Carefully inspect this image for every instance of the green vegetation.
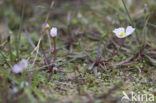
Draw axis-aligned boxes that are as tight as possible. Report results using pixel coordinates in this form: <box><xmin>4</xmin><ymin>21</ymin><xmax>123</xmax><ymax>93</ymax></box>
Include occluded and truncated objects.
<box><xmin>0</xmin><ymin>0</ymin><xmax>156</xmax><ymax>103</ymax></box>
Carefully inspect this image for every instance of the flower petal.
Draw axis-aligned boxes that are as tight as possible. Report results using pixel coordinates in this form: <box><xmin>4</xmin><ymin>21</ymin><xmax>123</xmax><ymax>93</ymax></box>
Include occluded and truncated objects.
<box><xmin>113</xmin><ymin>27</ymin><xmax>125</xmax><ymax>38</ymax></box>
<box><xmin>12</xmin><ymin>64</ymin><xmax>23</xmax><ymax>73</ymax></box>
<box><xmin>50</xmin><ymin>27</ymin><xmax>57</xmax><ymax>37</ymax></box>
<box><xmin>113</xmin><ymin>27</ymin><xmax>125</xmax><ymax>35</ymax></box>
<box><xmin>12</xmin><ymin>59</ymin><xmax>28</xmax><ymax>74</ymax></box>
<box><xmin>19</xmin><ymin>59</ymin><xmax>28</xmax><ymax>68</ymax></box>
<box><xmin>126</xmin><ymin>26</ymin><xmax>135</xmax><ymax>35</ymax></box>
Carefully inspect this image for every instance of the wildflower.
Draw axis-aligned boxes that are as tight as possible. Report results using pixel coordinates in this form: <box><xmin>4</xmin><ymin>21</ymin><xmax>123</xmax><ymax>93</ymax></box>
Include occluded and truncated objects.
<box><xmin>20</xmin><ymin>59</ymin><xmax>28</xmax><ymax>68</ymax></box>
<box><xmin>12</xmin><ymin>64</ymin><xmax>23</xmax><ymax>73</ymax></box>
<box><xmin>41</xmin><ymin>22</ymin><xmax>50</xmax><ymax>31</ymax></box>
<box><xmin>50</xmin><ymin>27</ymin><xmax>57</xmax><ymax>62</ymax></box>
<box><xmin>113</xmin><ymin>26</ymin><xmax>135</xmax><ymax>38</ymax></box>
<box><xmin>12</xmin><ymin>59</ymin><xmax>28</xmax><ymax>73</ymax></box>
<box><xmin>50</xmin><ymin>27</ymin><xmax>57</xmax><ymax>37</ymax></box>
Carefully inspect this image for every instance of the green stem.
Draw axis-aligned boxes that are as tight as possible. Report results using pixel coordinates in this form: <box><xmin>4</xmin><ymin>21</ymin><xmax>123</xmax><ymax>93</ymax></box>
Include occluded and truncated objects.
<box><xmin>8</xmin><ymin>37</ymin><xmax>13</xmax><ymax>64</ymax></box>
<box><xmin>52</xmin><ymin>37</ymin><xmax>56</xmax><ymax>62</ymax></box>
<box><xmin>121</xmin><ymin>0</ymin><xmax>139</xmax><ymax>44</ymax></box>
<box><xmin>16</xmin><ymin>2</ymin><xmax>25</xmax><ymax>60</ymax></box>
<box><xmin>121</xmin><ymin>0</ymin><xmax>134</xmax><ymax>27</ymax></box>
<box><xmin>142</xmin><ymin>14</ymin><xmax>149</xmax><ymax>45</ymax></box>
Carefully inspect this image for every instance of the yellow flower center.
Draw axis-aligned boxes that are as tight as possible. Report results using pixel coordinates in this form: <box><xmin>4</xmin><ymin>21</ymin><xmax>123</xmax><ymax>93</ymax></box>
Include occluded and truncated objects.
<box><xmin>119</xmin><ymin>32</ymin><xmax>125</xmax><ymax>36</ymax></box>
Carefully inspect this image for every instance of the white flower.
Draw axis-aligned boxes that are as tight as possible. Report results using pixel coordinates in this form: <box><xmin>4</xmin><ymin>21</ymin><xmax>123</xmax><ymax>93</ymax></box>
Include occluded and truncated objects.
<box><xmin>113</xmin><ymin>26</ymin><xmax>135</xmax><ymax>38</ymax></box>
<box><xmin>50</xmin><ymin>27</ymin><xmax>57</xmax><ymax>37</ymax></box>
<box><xmin>12</xmin><ymin>59</ymin><xmax>28</xmax><ymax>73</ymax></box>
<box><xmin>12</xmin><ymin>64</ymin><xmax>23</xmax><ymax>73</ymax></box>
<box><xmin>19</xmin><ymin>59</ymin><xmax>28</xmax><ymax>68</ymax></box>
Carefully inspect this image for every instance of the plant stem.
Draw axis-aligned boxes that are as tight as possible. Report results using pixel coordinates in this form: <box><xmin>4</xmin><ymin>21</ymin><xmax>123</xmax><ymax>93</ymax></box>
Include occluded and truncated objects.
<box><xmin>142</xmin><ymin>15</ymin><xmax>150</xmax><ymax>45</ymax></box>
<box><xmin>52</xmin><ymin>37</ymin><xmax>56</xmax><ymax>62</ymax></box>
<box><xmin>16</xmin><ymin>2</ymin><xmax>25</xmax><ymax>60</ymax></box>
<box><xmin>121</xmin><ymin>0</ymin><xmax>134</xmax><ymax>27</ymax></box>
<box><xmin>121</xmin><ymin>0</ymin><xmax>139</xmax><ymax>44</ymax></box>
<box><xmin>8</xmin><ymin>36</ymin><xmax>13</xmax><ymax>64</ymax></box>
<box><xmin>46</xmin><ymin>30</ymin><xmax>52</xmax><ymax>50</ymax></box>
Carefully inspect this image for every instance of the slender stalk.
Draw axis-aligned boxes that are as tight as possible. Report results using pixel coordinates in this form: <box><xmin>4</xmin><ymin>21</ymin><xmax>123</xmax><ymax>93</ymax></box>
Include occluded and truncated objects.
<box><xmin>121</xmin><ymin>0</ymin><xmax>134</xmax><ymax>27</ymax></box>
<box><xmin>32</xmin><ymin>38</ymin><xmax>41</xmax><ymax>66</ymax></box>
<box><xmin>119</xmin><ymin>39</ymin><xmax>124</xmax><ymax>52</ymax></box>
<box><xmin>46</xmin><ymin>30</ymin><xmax>52</xmax><ymax>50</ymax></box>
<box><xmin>53</xmin><ymin>37</ymin><xmax>56</xmax><ymax>59</ymax></box>
<box><xmin>8</xmin><ymin>36</ymin><xmax>13</xmax><ymax>64</ymax></box>
<box><xmin>16</xmin><ymin>2</ymin><xmax>25</xmax><ymax>59</ymax></box>
<box><xmin>142</xmin><ymin>15</ymin><xmax>150</xmax><ymax>45</ymax></box>
<box><xmin>51</xmin><ymin>37</ymin><xmax>56</xmax><ymax>62</ymax></box>
<box><xmin>121</xmin><ymin>0</ymin><xmax>139</xmax><ymax>44</ymax></box>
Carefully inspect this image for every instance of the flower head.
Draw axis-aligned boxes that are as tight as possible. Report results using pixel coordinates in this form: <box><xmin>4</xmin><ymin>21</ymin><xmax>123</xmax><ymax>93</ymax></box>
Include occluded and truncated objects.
<box><xmin>50</xmin><ymin>27</ymin><xmax>57</xmax><ymax>37</ymax></box>
<box><xmin>12</xmin><ymin>64</ymin><xmax>23</xmax><ymax>73</ymax></box>
<box><xmin>41</xmin><ymin>22</ymin><xmax>50</xmax><ymax>31</ymax></box>
<box><xmin>19</xmin><ymin>59</ymin><xmax>28</xmax><ymax>68</ymax></box>
<box><xmin>113</xmin><ymin>26</ymin><xmax>135</xmax><ymax>38</ymax></box>
<box><xmin>12</xmin><ymin>59</ymin><xmax>28</xmax><ymax>73</ymax></box>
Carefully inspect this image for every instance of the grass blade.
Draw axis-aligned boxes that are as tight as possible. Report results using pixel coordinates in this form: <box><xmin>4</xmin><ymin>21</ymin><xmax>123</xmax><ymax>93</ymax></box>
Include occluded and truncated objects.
<box><xmin>16</xmin><ymin>2</ymin><xmax>25</xmax><ymax>60</ymax></box>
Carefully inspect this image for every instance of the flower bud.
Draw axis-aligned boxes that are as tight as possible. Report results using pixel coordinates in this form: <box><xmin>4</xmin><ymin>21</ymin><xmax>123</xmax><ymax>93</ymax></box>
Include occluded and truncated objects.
<box><xmin>50</xmin><ymin>27</ymin><xmax>57</xmax><ymax>37</ymax></box>
<box><xmin>41</xmin><ymin>22</ymin><xmax>50</xmax><ymax>31</ymax></box>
